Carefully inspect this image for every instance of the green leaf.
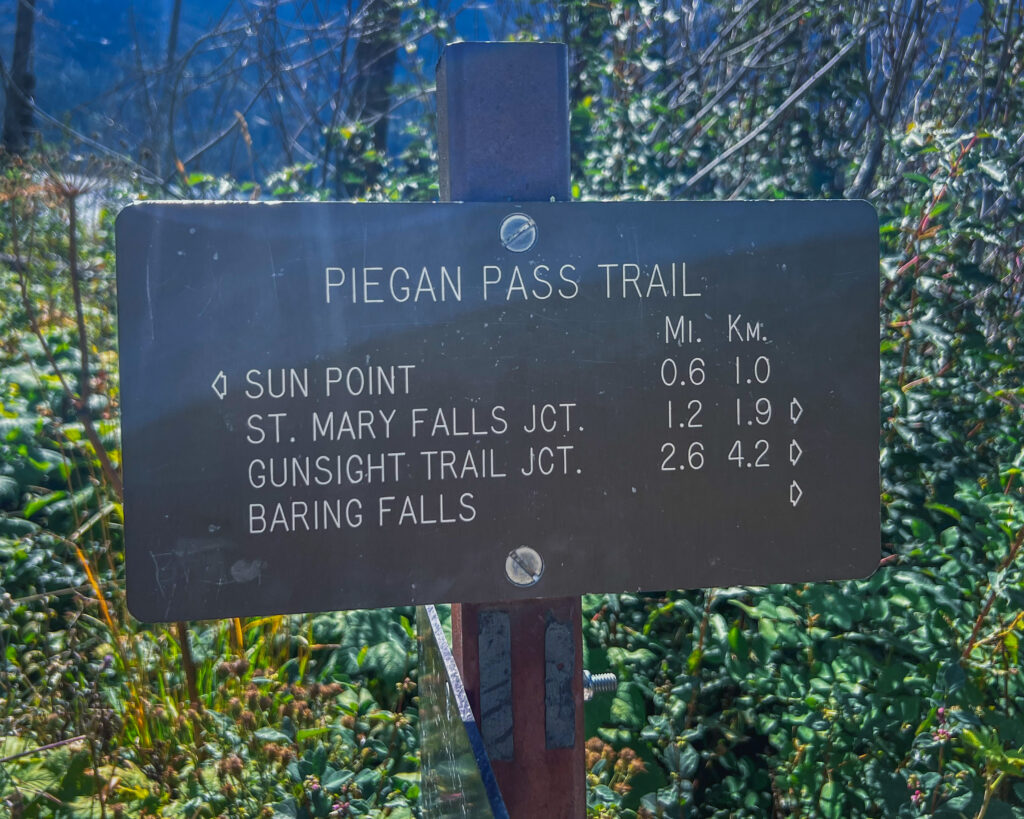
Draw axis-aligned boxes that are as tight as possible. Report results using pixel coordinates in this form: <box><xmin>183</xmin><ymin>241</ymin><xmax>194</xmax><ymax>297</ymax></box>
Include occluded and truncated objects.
<box><xmin>354</xmin><ymin>766</ymin><xmax>381</xmax><ymax>795</ymax></box>
<box><xmin>819</xmin><ymin>781</ymin><xmax>843</xmax><ymax>819</ymax></box>
<box><xmin>271</xmin><ymin>798</ymin><xmax>299</xmax><ymax>818</ymax></box>
<box><xmin>609</xmin><ymin>682</ymin><xmax>647</xmax><ymax>730</ymax></box>
<box><xmin>903</xmin><ymin>172</ymin><xmax>933</xmax><ymax>187</ymax></box>
<box><xmin>23</xmin><ymin>490</ymin><xmax>67</xmax><ymax>518</ymax></box>
<box><xmin>360</xmin><ymin>638</ymin><xmax>409</xmax><ymax>688</ymax></box>
<box><xmin>925</xmin><ymin>502</ymin><xmax>961</xmax><ymax>521</ymax></box>
<box><xmin>53</xmin><ymin>750</ymin><xmax>95</xmax><ymax>802</ymax></box>
<box><xmin>728</xmin><ymin>624</ymin><xmax>747</xmax><ymax>656</ymax></box>
<box><xmin>254</xmin><ymin>727</ymin><xmax>291</xmax><ymax>744</ymax></box>
<box><xmin>674</xmin><ymin>743</ymin><xmax>699</xmax><ymax>778</ymax></box>
<box><xmin>0</xmin><ymin>475</ymin><xmax>20</xmax><ymax>505</ymax></box>
<box><xmin>322</xmin><ymin>768</ymin><xmax>354</xmax><ymax>791</ymax></box>
<box><xmin>1004</xmin><ymin>631</ymin><xmax>1019</xmax><ymax>666</ymax></box>
<box><xmin>758</xmin><ymin>617</ymin><xmax>778</xmax><ymax>646</ymax></box>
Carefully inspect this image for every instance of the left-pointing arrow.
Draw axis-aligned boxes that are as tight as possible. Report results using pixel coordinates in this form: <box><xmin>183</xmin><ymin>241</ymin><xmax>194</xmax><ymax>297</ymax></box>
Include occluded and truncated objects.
<box><xmin>212</xmin><ymin>371</ymin><xmax>228</xmax><ymax>400</ymax></box>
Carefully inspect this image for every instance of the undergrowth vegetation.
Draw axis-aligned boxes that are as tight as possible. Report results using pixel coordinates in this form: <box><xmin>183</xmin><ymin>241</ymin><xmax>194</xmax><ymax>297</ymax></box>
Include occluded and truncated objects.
<box><xmin>1</xmin><ymin>1</ymin><xmax>1023</xmax><ymax>817</ymax></box>
<box><xmin>0</xmin><ymin>169</ymin><xmax>422</xmax><ymax>816</ymax></box>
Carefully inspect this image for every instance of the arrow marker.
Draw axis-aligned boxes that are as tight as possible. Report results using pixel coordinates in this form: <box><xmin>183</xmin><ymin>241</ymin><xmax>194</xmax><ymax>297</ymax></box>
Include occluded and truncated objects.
<box><xmin>790</xmin><ymin>481</ymin><xmax>803</xmax><ymax>507</ymax></box>
<box><xmin>790</xmin><ymin>397</ymin><xmax>803</xmax><ymax>424</ymax></box>
<box><xmin>212</xmin><ymin>371</ymin><xmax>227</xmax><ymax>400</ymax></box>
<box><xmin>789</xmin><ymin>439</ymin><xmax>803</xmax><ymax>466</ymax></box>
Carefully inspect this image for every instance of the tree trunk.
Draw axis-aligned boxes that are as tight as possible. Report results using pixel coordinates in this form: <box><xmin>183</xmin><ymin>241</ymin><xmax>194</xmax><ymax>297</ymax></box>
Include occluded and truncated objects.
<box><xmin>3</xmin><ymin>0</ymin><xmax>37</xmax><ymax>155</ymax></box>
<box><xmin>165</xmin><ymin>0</ymin><xmax>182</xmax><ymax>72</ymax></box>
<box><xmin>336</xmin><ymin>0</ymin><xmax>401</xmax><ymax>196</ymax></box>
<box><xmin>563</xmin><ymin>0</ymin><xmax>608</xmax><ymax>180</ymax></box>
<box><xmin>848</xmin><ymin>126</ymin><xmax>885</xmax><ymax>200</ymax></box>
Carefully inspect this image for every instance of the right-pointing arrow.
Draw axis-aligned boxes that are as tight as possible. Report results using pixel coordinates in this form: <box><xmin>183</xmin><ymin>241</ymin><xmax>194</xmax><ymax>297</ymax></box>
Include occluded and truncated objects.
<box><xmin>790</xmin><ymin>481</ymin><xmax>803</xmax><ymax>507</ymax></box>
<box><xmin>790</xmin><ymin>397</ymin><xmax>803</xmax><ymax>424</ymax></box>
<box><xmin>789</xmin><ymin>439</ymin><xmax>803</xmax><ymax>466</ymax></box>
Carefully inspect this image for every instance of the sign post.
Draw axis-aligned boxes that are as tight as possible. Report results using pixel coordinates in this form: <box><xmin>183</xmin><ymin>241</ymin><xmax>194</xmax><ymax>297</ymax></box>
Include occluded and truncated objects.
<box><xmin>437</xmin><ymin>42</ymin><xmax>586</xmax><ymax>816</ymax></box>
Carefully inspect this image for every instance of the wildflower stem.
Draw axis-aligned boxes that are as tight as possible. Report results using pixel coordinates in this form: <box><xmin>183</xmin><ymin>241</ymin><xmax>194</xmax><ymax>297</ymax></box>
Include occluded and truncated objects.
<box><xmin>56</xmin><ymin>188</ymin><xmax>124</xmax><ymax>499</ymax></box>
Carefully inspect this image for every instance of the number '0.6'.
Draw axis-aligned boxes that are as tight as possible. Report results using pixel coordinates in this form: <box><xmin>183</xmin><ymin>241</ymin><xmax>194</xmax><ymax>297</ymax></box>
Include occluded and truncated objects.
<box><xmin>661</xmin><ymin>357</ymin><xmax>705</xmax><ymax>387</ymax></box>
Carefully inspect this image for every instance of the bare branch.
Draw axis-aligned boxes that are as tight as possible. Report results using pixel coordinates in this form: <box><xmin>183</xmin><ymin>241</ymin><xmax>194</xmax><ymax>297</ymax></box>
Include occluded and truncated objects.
<box><xmin>683</xmin><ymin>32</ymin><xmax>865</xmax><ymax>190</ymax></box>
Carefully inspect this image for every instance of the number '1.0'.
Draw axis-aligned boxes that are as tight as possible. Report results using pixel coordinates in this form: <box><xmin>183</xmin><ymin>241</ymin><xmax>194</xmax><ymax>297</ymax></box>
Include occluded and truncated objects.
<box><xmin>736</xmin><ymin>356</ymin><xmax>771</xmax><ymax>384</ymax></box>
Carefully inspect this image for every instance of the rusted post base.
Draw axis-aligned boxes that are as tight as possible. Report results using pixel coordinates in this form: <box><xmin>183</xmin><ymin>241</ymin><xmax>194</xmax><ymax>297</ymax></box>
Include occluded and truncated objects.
<box><xmin>453</xmin><ymin>598</ymin><xmax>585</xmax><ymax>816</ymax></box>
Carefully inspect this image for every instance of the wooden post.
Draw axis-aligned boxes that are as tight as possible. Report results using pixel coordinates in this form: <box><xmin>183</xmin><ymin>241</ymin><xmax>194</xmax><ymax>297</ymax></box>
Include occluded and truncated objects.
<box><xmin>437</xmin><ymin>42</ymin><xmax>586</xmax><ymax>817</ymax></box>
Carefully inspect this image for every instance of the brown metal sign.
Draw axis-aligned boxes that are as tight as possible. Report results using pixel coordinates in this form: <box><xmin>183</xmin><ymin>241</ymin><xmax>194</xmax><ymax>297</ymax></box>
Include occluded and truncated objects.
<box><xmin>116</xmin><ymin>199</ymin><xmax>879</xmax><ymax>621</ymax></box>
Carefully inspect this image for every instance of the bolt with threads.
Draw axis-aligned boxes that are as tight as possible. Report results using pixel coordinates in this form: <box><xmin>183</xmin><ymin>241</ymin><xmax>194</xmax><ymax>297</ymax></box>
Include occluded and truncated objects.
<box><xmin>583</xmin><ymin>670</ymin><xmax>618</xmax><ymax>701</ymax></box>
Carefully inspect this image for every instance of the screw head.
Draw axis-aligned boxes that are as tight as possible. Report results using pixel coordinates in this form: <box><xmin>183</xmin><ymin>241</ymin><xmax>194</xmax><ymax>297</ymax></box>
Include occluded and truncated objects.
<box><xmin>499</xmin><ymin>213</ymin><xmax>538</xmax><ymax>253</ymax></box>
<box><xmin>505</xmin><ymin>546</ymin><xmax>544</xmax><ymax>587</ymax></box>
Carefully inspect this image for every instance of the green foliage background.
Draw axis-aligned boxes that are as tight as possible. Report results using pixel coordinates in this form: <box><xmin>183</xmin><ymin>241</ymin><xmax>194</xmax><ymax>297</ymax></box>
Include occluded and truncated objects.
<box><xmin>1</xmin><ymin>1</ymin><xmax>1023</xmax><ymax>817</ymax></box>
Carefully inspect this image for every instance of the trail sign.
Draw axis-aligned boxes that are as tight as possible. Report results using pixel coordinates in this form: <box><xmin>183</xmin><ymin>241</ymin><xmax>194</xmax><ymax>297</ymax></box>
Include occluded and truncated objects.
<box><xmin>116</xmin><ymin>199</ymin><xmax>878</xmax><ymax>622</ymax></box>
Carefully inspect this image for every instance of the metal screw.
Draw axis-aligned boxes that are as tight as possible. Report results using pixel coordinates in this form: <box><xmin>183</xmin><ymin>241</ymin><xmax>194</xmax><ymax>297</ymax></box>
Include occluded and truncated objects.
<box><xmin>583</xmin><ymin>670</ymin><xmax>618</xmax><ymax>702</ymax></box>
<box><xmin>499</xmin><ymin>213</ymin><xmax>538</xmax><ymax>252</ymax></box>
<box><xmin>505</xmin><ymin>546</ymin><xmax>544</xmax><ymax>586</ymax></box>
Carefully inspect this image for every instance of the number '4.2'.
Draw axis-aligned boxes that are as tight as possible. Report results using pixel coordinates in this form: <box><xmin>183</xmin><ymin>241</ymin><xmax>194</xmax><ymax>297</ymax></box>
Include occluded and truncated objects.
<box><xmin>729</xmin><ymin>440</ymin><xmax>769</xmax><ymax>468</ymax></box>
